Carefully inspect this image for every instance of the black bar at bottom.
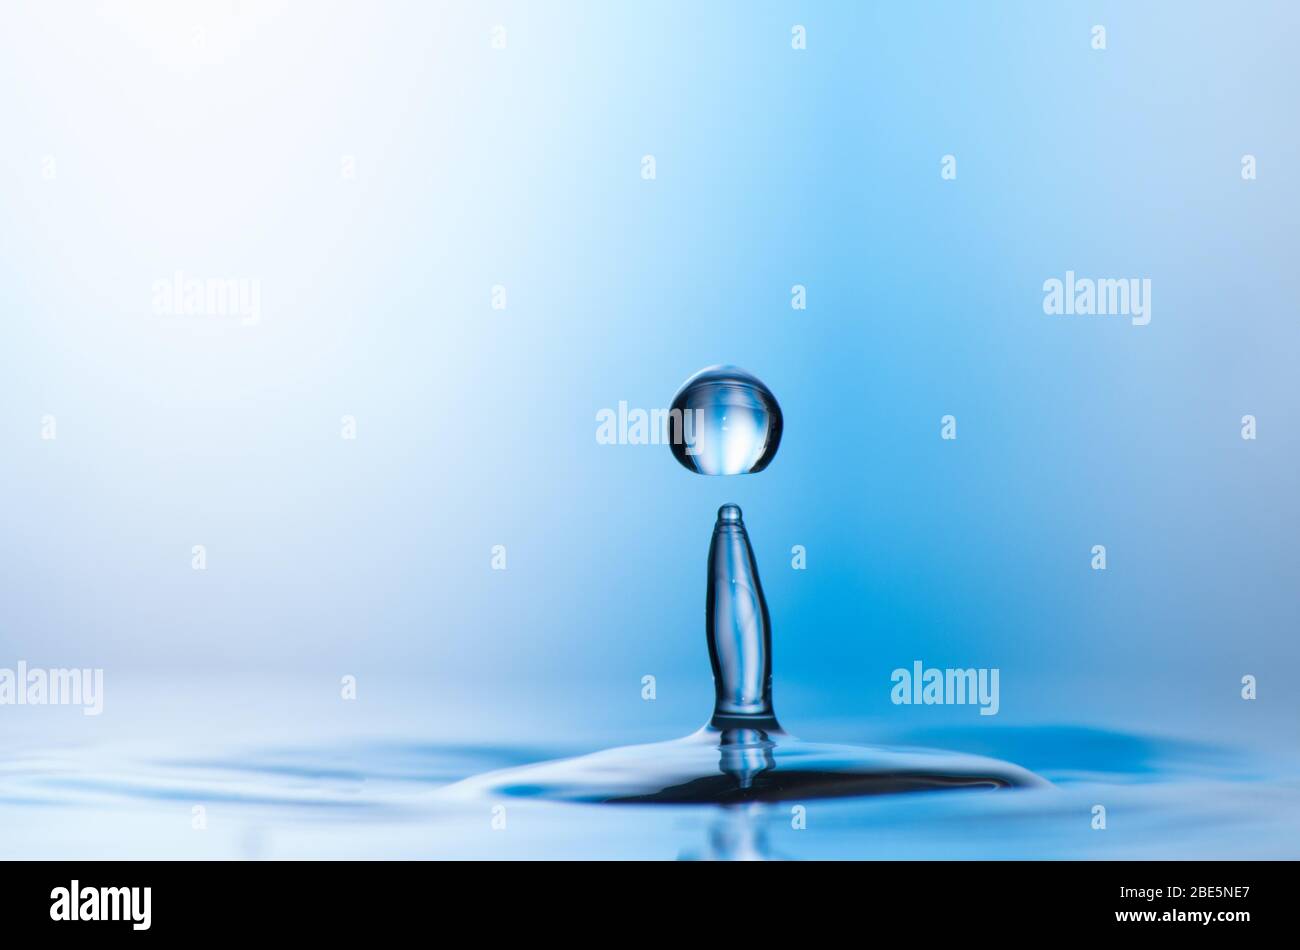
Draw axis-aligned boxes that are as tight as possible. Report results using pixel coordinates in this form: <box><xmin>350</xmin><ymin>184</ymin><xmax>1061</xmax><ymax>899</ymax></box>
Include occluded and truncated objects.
<box><xmin>0</xmin><ymin>859</ymin><xmax>1282</xmax><ymax>936</ymax></box>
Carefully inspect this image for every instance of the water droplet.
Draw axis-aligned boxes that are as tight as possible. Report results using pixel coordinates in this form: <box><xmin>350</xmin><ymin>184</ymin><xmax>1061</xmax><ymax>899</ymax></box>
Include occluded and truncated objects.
<box><xmin>669</xmin><ymin>365</ymin><xmax>783</xmax><ymax>476</ymax></box>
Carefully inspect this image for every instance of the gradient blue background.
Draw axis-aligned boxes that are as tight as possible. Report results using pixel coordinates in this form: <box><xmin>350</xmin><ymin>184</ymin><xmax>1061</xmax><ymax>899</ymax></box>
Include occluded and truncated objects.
<box><xmin>1</xmin><ymin>1</ymin><xmax>1297</xmax><ymax>796</ymax></box>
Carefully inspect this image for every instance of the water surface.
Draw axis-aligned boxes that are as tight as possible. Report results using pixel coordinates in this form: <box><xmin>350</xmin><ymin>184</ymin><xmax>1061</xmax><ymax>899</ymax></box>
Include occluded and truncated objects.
<box><xmin>2</xmin><ymin>678</ymin><xmax>1296</xmax><ymax>859</ymax></box>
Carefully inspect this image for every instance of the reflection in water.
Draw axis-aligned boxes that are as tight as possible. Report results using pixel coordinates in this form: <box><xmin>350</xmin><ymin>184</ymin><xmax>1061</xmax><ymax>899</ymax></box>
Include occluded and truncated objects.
<box><xmin>680</xmin><ymin>805</ymin><xmax>781</xmax><ymax>862</ymax></box>
<box><xmin>718</xmin><ymin>729</ymin><xmax>776</xmax><ymax>790</ymax></box>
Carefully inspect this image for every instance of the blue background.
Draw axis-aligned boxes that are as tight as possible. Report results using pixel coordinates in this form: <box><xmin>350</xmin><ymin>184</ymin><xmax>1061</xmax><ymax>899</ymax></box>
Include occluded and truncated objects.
<box><xmin>1</xmin><ymin>1</ymin><xmax>1296</xmax><ymax>789</ymax></box>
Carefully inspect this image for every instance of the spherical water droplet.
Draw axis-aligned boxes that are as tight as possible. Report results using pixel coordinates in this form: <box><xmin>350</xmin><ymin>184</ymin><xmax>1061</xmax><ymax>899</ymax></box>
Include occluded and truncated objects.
<box><xmin>668</xmin><ymin>365</ymin><xmax>783</xmax><ymax>476</ymax></box>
